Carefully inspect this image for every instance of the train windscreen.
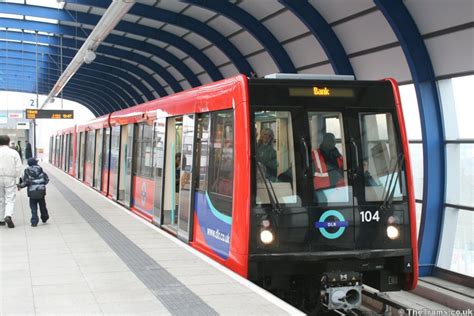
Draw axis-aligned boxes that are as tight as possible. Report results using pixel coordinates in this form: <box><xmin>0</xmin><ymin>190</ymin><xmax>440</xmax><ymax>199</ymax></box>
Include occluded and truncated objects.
<box><xmin>249</xmin><ymin>80</ymin><xmax>409</xmax><ymax>252</ymax></box>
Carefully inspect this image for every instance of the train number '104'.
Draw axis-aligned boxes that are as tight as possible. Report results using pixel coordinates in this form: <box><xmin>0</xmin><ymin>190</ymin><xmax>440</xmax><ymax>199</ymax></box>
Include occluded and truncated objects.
<box><xmin>360</xmin><ymin>210</ymin><xmax>380</xmax><ymax>223</ymax></box>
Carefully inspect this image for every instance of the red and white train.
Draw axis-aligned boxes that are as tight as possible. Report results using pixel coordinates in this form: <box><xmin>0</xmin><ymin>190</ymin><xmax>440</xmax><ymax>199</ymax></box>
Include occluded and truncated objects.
<box><xmin>50</xmin><ymin>74</ymin><xmax>418</xmax><ymax>312</ymax></box>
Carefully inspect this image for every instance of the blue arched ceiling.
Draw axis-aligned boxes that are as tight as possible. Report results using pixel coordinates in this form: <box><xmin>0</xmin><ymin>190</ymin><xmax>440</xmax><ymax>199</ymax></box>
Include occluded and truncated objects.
<box><xmin>0</xmin><ymin>1</ymin><xmax>451</xmax><ymax>255</ymax></box>
<box><xmin>183</xmin><ymin>0</ymin><xmax>296</xmax><ymax>73</ymax></box>
<box><xmin>374</xmin><ymin>0</ymin><xmax>445</xmax><ymax>277</ymax></box>
<box><xmin>0</xmin><ymin>0</ymin><xmax>358</xmax><ymax>113</ymax></box>
<box><xmin>0</xmin><ymin>27</ymin><xmax>174</xmax><ymax>96</ymax></box>
<box><xmin>279</xmin><ymin>0</ymin><xmax>353</xmax><ymax>76</ymax></box>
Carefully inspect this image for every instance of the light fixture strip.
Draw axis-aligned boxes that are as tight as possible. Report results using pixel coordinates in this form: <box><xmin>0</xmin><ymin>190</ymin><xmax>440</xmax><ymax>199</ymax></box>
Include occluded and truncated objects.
<box><xmin>40</xmin><ymin>0</ymin><xmax>135</xmax><ymax>109</ymax></box>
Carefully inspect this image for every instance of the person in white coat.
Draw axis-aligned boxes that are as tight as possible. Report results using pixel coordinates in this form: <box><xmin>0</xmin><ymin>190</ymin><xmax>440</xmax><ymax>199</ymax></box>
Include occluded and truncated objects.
<box><xmin>0</xmin><ymin>135</ymin><xmax>23</xmax><ymax>228</ymax></box>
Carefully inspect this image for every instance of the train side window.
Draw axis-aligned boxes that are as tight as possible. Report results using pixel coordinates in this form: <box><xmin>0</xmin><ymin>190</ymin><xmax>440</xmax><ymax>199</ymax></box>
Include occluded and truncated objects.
<box><xmin>93</xmin><ymin>129</ymin><xmax>103</xmax><ymax>188</ymax></box>
<box><xmin>208</xmin><ymin>111</ymin><xmax>234</xmax><ymax>217</ymax></box>
<box><xmin>135</xmin><ymin>123</ymin><xmax>154</xmax><ymax>179</ymax></box>
<box><xmin>109</xmin><ymin>126</ymin><xmax>121</xmax><ymax>198</ymax></box>
<box><xmin>79</xmin><ymin>132</ymin><xmax>86</xmax><ymax>180</ymax></box>
<box><xmin>254</xmin><ymin>111</ymin><xmax>298</xmax><ymax>205</ymax></box>
<box><xmin>308</xmin><ymin>112</ymin><xmax>350</xmax><ymax>204</ymax></box>
<box><xmin>85</xmin><ymin>131</ymin><xmax>95</xmax><ymax>185</ymax></box>
<box><xmin>360</xmin><ymin>113</ymin><xmax>404</xmax><ymax>202</ymax></box>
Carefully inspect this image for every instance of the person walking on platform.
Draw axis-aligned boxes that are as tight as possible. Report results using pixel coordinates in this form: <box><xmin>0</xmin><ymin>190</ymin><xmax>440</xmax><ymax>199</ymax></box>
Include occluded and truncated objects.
<box><xmin>18</xmin><ymin>158</ymin><xmax>50</xmax><ymax>227</ymax></box>
<box><xmin>25</xmin><ymin>140</ymin><xmax>33</xmax><ymax>160</ymax></box>
<box><xmin>15</xmin><ymin>140</ymin><xmax>23</xmax><ymax>161</ymax></box>
<box><xmin>0</xmin><ymin>135</ymin><xmax>23</xmax><ymax>228</ymax></box>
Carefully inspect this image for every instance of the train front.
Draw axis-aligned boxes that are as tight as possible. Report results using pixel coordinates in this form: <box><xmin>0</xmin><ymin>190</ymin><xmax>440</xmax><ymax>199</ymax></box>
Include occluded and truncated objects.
<box><xmin>246</xmin><ymin>75</ymin><xmax>418</xmax><ymax>312</ymax></box>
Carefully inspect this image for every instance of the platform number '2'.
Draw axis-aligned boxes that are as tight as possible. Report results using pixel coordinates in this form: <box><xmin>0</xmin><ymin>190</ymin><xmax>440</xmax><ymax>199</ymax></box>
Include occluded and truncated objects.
<box><xmin>360</xmin><ymin>210</ymin><xmax>380</xmax><ymax>223</ymax></box>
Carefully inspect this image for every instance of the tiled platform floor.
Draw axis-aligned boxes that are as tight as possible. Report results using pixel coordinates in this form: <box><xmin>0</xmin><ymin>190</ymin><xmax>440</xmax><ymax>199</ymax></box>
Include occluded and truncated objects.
<box><xmin>0</xmin><ymin>163</ymin><xmax>303</xmax><ymax>316</ymax></box>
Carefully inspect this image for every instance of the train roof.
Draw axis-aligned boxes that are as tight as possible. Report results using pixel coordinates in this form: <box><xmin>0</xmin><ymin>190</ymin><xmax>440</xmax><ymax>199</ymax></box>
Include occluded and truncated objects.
<box><xmin>109</xmin><ymin>74</ymin><xmax>248</xmax><ymax>126</ymax></box>
<box><xmin>77</xmin><ymin>114</ymin><xmax>110</xmax><ymax>132</ymax></box>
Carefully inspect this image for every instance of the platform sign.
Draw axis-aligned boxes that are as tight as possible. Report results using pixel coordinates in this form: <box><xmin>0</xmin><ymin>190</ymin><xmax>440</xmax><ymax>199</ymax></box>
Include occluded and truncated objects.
<box><xmin>25</xmin><ymin>109</ymin><xmax>74</xmax><ymax>119</ymax></box>
<box><xmin>8</xmin><ymin>112</ymin><xmax>23</xmax><ymax>119</ymax></box>
<box><xmin>0</xmin><ymin>114</ymin><xmax>7</xmax><ymax>124</ymax></box>
<box><xmin>16</xmin><ymin>122</ymin><xmax>29</xmax><ymax>129</ymax></box>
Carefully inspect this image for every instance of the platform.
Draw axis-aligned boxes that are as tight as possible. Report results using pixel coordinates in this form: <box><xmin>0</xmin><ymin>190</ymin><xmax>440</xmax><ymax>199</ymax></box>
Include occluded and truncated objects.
<box><xmin>0</xmin><ymin>163</ymin><xmax>303</xmax><ymax>315</ymax></box>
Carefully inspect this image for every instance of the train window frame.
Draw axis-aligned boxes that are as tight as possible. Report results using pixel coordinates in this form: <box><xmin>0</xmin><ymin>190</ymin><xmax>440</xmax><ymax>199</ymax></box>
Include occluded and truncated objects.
<box><xmin>101</xmin><ymin>127</ymin><xmax>111</xmax><ymax>193</ymax></box>
<box><xmin>307</xmin><ymin>111</ymin><xmax>350</xmax><ymax>205</ymax></box>
<box><xmin>253</xmin><ymin>110</ymin><xmax>299</xmax><ymax>206</ymax></box>
<box><xmin>79</xmin><ymin>131</ymin><xmax>86</xmax><ymax>180</ymax></box>
<box><xmin>359</xmin><ymin>112</ymin><xmax>406</xmax><ymax>202</ymax></box>
<box><xmin>207</xmin><ymin>110</ymin><xmax>234</xmax><ymax>218</ymax></box>
<box><xmin>85</xmin><ymin>130</ymin><xmax>95</xmax><ymax>185</ymax></box>
<box><xmin>134</xmin><ymin>122</ymin><xmax>154</xmax><ymax>180</ymax></box>
<box><xmin>93</xmin><ymin>129</ymin><xmax>103</xmax><ymax>189</ymax></box>
<box><xmin>195</xmin><ymin>113</ymin><xmax>210</xmax><ymax>192</ymax></box>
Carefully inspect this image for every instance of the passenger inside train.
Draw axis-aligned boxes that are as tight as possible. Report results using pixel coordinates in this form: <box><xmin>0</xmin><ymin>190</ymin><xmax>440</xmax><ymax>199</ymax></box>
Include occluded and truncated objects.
<box><xmin>256</xmin><ymin>127</ymin><xmax>278</xmax><ymax>182</ymax></box>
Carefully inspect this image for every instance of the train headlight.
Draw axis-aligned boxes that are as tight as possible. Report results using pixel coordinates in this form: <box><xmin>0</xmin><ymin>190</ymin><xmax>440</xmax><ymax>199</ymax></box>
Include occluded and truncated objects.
<box><xmin>387</xmin><ymin>225</ymin><xmax>400</xmax><ymax>240</ymax></box>
<box><xmin>261</xmin><ymin>219</ymin><xmax>271</xmax><ymax>228</ymax></box>
<box><xmin>260</xmin><ymin>230</ymin><xmax>274</xmax><ymax>244</ymax></box>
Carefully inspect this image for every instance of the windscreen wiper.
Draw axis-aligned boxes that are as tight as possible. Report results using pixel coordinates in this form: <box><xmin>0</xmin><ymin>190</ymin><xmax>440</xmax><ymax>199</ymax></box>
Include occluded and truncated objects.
<box><xmin>380</xmin><ymin>153</ymin><xmax>404</xmax><ymax>211</ymax></box>
<box><xmin>256</xmin><ymin>161</ymin><xmax>282</xmax><ymax>215</ymax></box>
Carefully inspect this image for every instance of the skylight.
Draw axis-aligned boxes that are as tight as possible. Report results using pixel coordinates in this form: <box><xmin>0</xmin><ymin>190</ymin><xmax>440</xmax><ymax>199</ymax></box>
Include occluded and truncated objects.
<box><xmin>25</xmin><ymin>16</ymin><xmax>59</xmax><ymax>24</ymax></box>
<box><xmin>26</xmin><ymin>0</ymin><xmax>65</xmax><ymax>9</ymax></box>
<box><xmin>0</xmin><ymin>13</ymin><xmax>23</xmax><ymax>20</ymax></box>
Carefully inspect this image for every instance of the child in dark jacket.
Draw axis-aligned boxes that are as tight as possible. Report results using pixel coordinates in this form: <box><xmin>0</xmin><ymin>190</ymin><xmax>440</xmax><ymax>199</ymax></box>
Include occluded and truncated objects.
<box><xmin>19</xmin><ymin>158</ymin><xmax>50</xmax><ymax>227</ymax></box>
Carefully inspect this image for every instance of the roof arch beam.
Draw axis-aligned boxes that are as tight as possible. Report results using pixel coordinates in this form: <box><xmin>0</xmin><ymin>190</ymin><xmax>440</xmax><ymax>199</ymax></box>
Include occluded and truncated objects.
<box><xmin>1</xmin><ymin>84</ymin><xmax>101</xmax><ymax>116</ymax></box>
<box><xmin>2</xmin><ymin>65</ymin><xmax>122</xmax><ymax>113</ymax></box>
<box><xmin>0</xmin><ymin>32</ymin><xmax>145</xmax><ymax>104</ymax></box>
<box><xmin>1</xmin><ymin>43</ymin><xmax>142</xmax><ymax>105</ymax></box>
<box><xmin>374</xmin><ymin>0</ymin><xmax>445</xmax><ymax>277</ymax></box>
<box><xmin>0</xmin><ymin>60</ymin><xmax>126</xmax><ymax>110</ymax></box>
<box><xmin>0</xmin><ymin>19</ymin><xmax>175</xmax><ymax>96</ymax></box>
<box><xmin>279</xmin><ymin>0</ymin><xmax>354</xmax><ymax>76</ymax></box>
<box><xmin>67</xmin><ymin>0</ymin><xmax>254</xmax><ymax>75</ymax></box>
<box><xmin>1</xmin><ymin>58</ymin><xmax>131</xmax><ymax>108</ymax></box>
<box><xmin>1</xmin><ymin>50</ymin><xmax>138</xmax><ymax>108</ymax></box>
<box><xmin>3</xmin><ymin>75</ymin><xmax>116</xmax><ymax>115</ymax></box>
<box><xmin>183</xmin><ymin>0</ymin><xmax>296</xmax><ymax>73</ymax></box>
<box><xmin>2</xmin><ymin>29</ymin><xmax>165</xmax><ymax>99</ymax></box>
<box><xmin>0</xmin><ymin>2</ymin><xmax>223</xmax><ymax>81</ymax></box>
<box><xmin>0</xmin><ymin>13</ymin><xmax>200</xmax><ymax>91</ymax></box>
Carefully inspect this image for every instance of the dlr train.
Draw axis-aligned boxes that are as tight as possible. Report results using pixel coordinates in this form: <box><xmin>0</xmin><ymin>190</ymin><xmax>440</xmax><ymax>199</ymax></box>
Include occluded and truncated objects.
<box><xmin>50</xmin><ymin>73</ymin><xmax>418</xmax><ymax>312</ymax></box>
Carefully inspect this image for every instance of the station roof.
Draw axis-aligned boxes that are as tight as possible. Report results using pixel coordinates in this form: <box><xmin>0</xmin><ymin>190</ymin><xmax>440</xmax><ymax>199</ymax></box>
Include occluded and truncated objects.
<box><xmin>0</xmin><ymin>0</ymin><xmax>472</xmax><ymax>116</ymax></box>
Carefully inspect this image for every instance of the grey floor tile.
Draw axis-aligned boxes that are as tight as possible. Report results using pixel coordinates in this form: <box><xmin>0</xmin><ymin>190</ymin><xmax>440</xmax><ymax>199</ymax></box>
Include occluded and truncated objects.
<box><xmin>99</xmin><ymin>300</ymin><xmax>170</xmax><ymax>315</ymax></box>
<box><xmin>32</xmin><ymin>281</ymin><xmax>93</xmax><ymax>296</ymax></box>
<box><xmin>34</xmin><ymin>292</ymin><xmax>98</xmax><ymax>308</ymax></box>
<box><xmin>31</xmin><ymin>272</ymin><xmax>86</xmax><ymax>286</ymax></box>
<box><xmin>35</xmin><ymin>303</ymin><xmax>103</xmax><ymax>314</ymax></box>
<box><xmin>92</xmin><ymin>288</ymin><xmax>157</xmax><ymax>304</ymax></box>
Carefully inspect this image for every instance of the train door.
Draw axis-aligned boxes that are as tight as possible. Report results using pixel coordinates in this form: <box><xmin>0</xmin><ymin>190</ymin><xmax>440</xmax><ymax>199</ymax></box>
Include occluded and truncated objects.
<box><xmin>76</xmin><ymin>134</ymin><xmax>81</xmax><ymax>178</ymax></box>
<box><xmin>305</xmin><ymin>111</ymin><xmax>354</xmax><ymax>248</ymax></box>
<box><xmin>64</xmin><ymin>135</ymin><xmax>69</xmax><ymax>172</ymax></box>
<box><xmin>101</xmin><ymin>128</ymin><xmax>111</xmax><ymax>194</ymax></box>
<box><xmin>108</xmin><ymin>126</ymin><xmax>120</xmax><ymax>199</ymax></box>
<box><xmin>152</xmin><ymin>118</ymin><xmax>166</xmax><ymax>226</ymax></box>
<box><xmin>118</xmin><ymin>124</ymin><xmax>134</xmax><ymax>207</ymax></box>
<box><xmin>93</xmin><ymin>129</ymin><xmax>103</xmax><ymax>190</ymax></box>
<box><xmin>130</xmin><ymin>122</ymin><xmax>154</xmax><ymax>217</ymax></box>
<box><xmin>55</xmin><ymin>136</ymin><xmax>59</xmax><ymax>166</ymax></box>
<box><xmin>84</xmin><ymin>131</ymin><xmax>95</xmax><ymax>186</ymax></box>
<box><xmin>78</xmin><ymin>132</ymin><xmax>86</xmax><ymax>180</ymax></box>
<box><xmin>61</xmin><ymin>135</ymin><xmax>66</xmax><ymax>171</ymax></box>
<box><xmin>177</xmin><ymin>114</ymin><xmax>196</xmax><ymax>241</ymax></box>
<box><xmin>252</xmin><ymin>108</ymin><xmax>354</xmax><ymax>250</ymax></box>
<box><xmin>161</xmin><ymin>116</ymin><xmax>183</xmax><ymax>234</ymax></box>
<box><xmin>63</xmin><ymin>135</ymin><xmax>68</xmax><ymax>172</ymax></box>
<box><xmin>346</xmin><ymin>110</ymin><xmax>407</xmax><ymax>249</ymax></box>
<box><xmin>160</xmin><ymin>115</ymin><xmax>196</xmax><ymax>241</ymax></box>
